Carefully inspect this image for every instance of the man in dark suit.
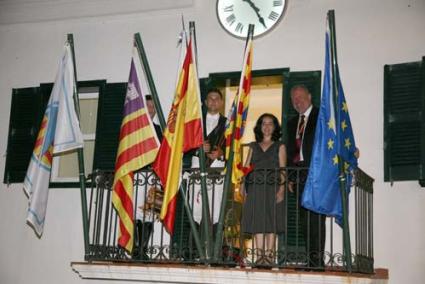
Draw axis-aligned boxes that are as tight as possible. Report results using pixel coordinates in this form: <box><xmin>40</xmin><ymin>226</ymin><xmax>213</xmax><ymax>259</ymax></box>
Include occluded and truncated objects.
<box><xmin>202</xmin><ymin>88</ymin><xmax>227</xmax><ymax>164</ymax></box>
<box><xmin>145</xmin><ymin>95</ymin><xmax>163</xmax><ymax>141</ymax></box>
<box><xmin>287</xmin><ymin>85</ymin><xmax>326</xmax><ymax>270</ymax></box>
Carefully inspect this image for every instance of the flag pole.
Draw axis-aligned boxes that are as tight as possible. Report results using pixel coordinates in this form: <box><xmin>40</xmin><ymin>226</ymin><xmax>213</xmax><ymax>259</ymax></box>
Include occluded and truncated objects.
<box><xmin>327</xmin><ymin>10</ymin><xmax>353</xmax><ymax>272</ymax></box>
<box><xmin>134</xmin><ymin>33</ymin><xmax>166</xmax><ymax>129</ymax></box>
<box><xmin>190</xmin><ymin>21</ymin><xmax>213</xmax><ymax>260</ymax></box>
<box><xmin>135</xmin><ymin>31</ymin><xmax>206</xmax><ymax>260</ymax></box>
<box><xmin>212</xmin><ymin>24</ymin><xmax>255</xmax><ymax>261</ymax></box>
<box><xmin>67</xmin><ymin>34</ymin><xmax>90</xmax><ymax>258</ymax></box>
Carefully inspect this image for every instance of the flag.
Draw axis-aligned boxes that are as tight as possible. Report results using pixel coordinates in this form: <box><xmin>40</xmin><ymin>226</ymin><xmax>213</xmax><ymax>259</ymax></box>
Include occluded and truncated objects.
<box><xmin>112</xmin><ymin>44</ymin><xmax>161</xmax><ymax>252</ymax></box>
<box><xmin>153</xmin><ymin>32</ymin><xmax>203</xmax><ymax>235</ymax></box>
<box><xmin>302</xmin><ymin>17</ymin><xmax>358</xmax><ymax>225</ymax></box>
<box><xmin>24</xmin><ymin>42</ymin><xmax>84</xmax><ymax>236</ymax></box>
<box><xmin>224</xmin><ymin>92</ymin><xmax>237</xmax><ymax>161</ymax></box>
<box><xmin>224</xmin><ymin>35</ymin><xmax>253</xmax><ymax>185</ymax></box>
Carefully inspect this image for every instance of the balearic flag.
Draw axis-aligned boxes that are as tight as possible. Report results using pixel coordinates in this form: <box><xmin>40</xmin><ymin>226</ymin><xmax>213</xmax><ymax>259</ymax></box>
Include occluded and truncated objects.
<box><xmin>302</xmin><ymin>16</ymin><xmax>358</xmax><ymax>225</ymax></box>
<box><xmin>224</xmin><ymin>34</ymin><xmax>253</xmax><ymax>185</ymax></box>
<box><xmin>153</xmin><ymin>33</ymin><xmax>203</xmax><ymax>235</ymax></box>
<box><xmin>24</xmin><ymin>42</ymin><xmax>84</xmax><ymax>236</ymax></box>
<box><xmin>112</xmin><ymin>44</ymin><xmax>161</xmax><ymax>252</ymax></box>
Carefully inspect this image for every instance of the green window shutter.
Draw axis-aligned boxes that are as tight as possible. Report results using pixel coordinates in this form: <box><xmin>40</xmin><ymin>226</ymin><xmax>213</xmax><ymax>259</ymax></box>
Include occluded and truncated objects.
<box><xmin>384</xmin><ymin>58</ymin><xmax>425</xmax><ymax>185</ymax></box>
<box><xmin>284</xmin><ymin>70</ymin><xmax>321</xmax><ymax>249</ymax></box>
<box><xmin>3</xmin><ymin>87</ymin><xmax>47</xmax><ymax>184</ymax></box>
<box><xmin>199</xmin><ymin>77</ymin><xmax>212</xmax><ymax>101</ymax></box>
<box><xmin>92</xmin><ymin>82</ymin><xmax>126</xmax><ymax>171</ymax></box>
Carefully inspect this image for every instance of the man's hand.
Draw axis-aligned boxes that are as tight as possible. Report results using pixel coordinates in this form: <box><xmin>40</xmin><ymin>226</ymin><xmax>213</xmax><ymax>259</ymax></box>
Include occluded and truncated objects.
<box><xmin>354</xmin><ymin>147</ymin><xmax>360</xmax><ymax>159</ymax></box>
<box><xmin>206</xmin><ymin>147</ymin><xmax>223</xmax><ymax>161</ymax></box>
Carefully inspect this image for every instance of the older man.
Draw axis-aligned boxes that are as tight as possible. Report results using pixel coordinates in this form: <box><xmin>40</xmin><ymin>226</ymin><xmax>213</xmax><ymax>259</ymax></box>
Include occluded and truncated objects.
<box><xmin>287</xmin><ymin>85</ymin><xmax>326</xmax><ymax>270</ymax></box>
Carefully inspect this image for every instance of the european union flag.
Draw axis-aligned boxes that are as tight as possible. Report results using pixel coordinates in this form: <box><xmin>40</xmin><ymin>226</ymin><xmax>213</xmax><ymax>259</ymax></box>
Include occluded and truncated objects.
<box><xmin>301</xmin><ymin>19</ymin><xmax>358</xmax><ymax>225</ymax></box>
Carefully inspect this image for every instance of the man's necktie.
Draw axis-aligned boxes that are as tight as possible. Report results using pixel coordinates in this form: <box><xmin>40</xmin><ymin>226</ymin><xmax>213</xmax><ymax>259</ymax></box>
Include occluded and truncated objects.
<box><xmin>293</xmin><ymin>115</ymin><xmax>305</xmax><ymax>164</ymax></box>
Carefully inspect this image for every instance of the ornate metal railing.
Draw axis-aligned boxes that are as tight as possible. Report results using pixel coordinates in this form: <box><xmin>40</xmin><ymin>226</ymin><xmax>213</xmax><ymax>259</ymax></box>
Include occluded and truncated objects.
<box><xmin>84</xmin><ymin>167</ymin><xmax>374</xmax><ymax>273</ymax></box>
<box><xmin>353</xmin><ymin>168</ymin><xmax>374</xmax><ymax>273</ymax></box>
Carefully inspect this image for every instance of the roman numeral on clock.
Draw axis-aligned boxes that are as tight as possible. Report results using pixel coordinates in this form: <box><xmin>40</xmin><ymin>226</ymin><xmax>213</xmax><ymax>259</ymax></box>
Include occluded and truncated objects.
<box><xmin>224</xmin><ymin>5</ymin><xmax>234</xmax><ymax>12</ymax></box>
<box><xmin>226</xmin><ymin>14</ymin><xmax>236</xmax><ymax>26</ymax></box>
<box><xmin>273</xmin><ymin>0</ymin><xmax>283</xmax><ymax>7</ymax></box>
<box><xmin>235</xmin><ymin>22</ymin><xmax>244</xmax><ymax>33</ymax></box>
<box><xmin>268</xmin><ymin>11</ymin><xmax>279</xmax><ymax>21</ymax></box>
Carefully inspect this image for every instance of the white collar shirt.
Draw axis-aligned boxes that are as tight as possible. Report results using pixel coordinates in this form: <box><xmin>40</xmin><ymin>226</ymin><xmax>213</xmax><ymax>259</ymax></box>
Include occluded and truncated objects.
<box><xmin>298</xmin><ymin>104</ymin><xmax>313</xmax><ymax>162</ymax></box>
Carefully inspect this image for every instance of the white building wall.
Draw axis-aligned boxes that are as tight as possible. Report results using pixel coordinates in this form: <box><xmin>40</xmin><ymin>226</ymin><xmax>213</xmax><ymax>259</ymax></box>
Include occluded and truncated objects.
<box><xmin>0</xmin><ymin>0</ymin><xmax>424</xmax><ymax>283</ymax></box>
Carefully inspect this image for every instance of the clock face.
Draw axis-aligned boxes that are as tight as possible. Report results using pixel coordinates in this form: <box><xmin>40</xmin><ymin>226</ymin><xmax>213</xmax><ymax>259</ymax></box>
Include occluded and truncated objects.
<box><xmin>216</xmin><ymin>0</ymin><xmax>286</xmax><ymax>39</ymax></box>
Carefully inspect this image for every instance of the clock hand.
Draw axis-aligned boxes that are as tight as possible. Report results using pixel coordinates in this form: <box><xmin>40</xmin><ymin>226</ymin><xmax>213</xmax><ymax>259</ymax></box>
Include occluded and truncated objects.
<box><xmin>257</xmin><ymin>16</ymin><xmax>267</xmax><ymax>29</ymax></box>
<box><xmin>242</xmin><ymin>0</ymin><xmax>267</xmax><ymax>29</ymax></box>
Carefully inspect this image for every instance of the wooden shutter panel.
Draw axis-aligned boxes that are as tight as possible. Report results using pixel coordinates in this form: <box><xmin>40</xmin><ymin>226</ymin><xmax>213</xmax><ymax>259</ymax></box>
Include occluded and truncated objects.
<box><xmin>3</xmin><ymin>87</ymin><xmax>46</xmax><ymax>184</ymax></box>
<box><xmin>284</xmin><ymin>70</ymin><xmax>321</xmax><ymax>248</ymax></box>
<box><xmin>92</xmin><ymin>82</ymin><xmax>126</xmax><ymax>171</ymax></box>
<box><xmin>384</xmin><ymin>59</ymin><xmax>425</xmax><ymax>185</ymax></box>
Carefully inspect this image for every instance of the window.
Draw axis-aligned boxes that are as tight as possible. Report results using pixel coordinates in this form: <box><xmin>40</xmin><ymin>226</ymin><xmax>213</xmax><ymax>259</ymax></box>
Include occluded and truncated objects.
<box><xmin>51</xmin><ymin>87</ymin><xmax>99</xmax><ymax>183</ymax></box>
<box><xmin>174</xmin><ymin>68</ymin><xmax>322</xmax><ymax>250</ymax></box>
<box><xmin>3</xmin><ymin>80</ymin><xmax>127</xmax><ymax>187</ymax></box>
<box><xmin>384</xmin><ymin>57</ymin><xmax>425</xmax><ymax>186</ymax></box>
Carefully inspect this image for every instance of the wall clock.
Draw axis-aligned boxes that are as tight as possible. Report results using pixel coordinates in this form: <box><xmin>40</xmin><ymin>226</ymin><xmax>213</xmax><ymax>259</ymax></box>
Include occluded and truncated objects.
<box><xmin>216</xmin><ymin>0</ymin><xmax>287</xmax><ymax>39</ymax></box>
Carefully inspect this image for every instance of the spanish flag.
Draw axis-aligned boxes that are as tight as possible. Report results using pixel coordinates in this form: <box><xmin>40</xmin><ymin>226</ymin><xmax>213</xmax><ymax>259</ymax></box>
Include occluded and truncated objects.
<box><xmin>153</xmin><ymin>33</ymin><xmax>203</xmax><ymax>235</ymax></box>
<box><xmin>225</xmin><ymin>35</ymin><xmax>253</xmax><ymax>185</ymax></box>
<box><xmin>112</xmin><ymin>44</ymin><xmax>160</xmax><ymax>252</ymax></box>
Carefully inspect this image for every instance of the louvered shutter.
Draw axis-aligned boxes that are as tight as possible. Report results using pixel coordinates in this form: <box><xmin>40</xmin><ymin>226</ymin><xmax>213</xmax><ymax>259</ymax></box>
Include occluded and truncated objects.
<box><xmin>92</xmin><ymin>82</ymin><xmax>126</xmax><ymax>171</ymax></box>
<box><xmin>3</xmin><ymin>87</ymin><xmax>49</xmax><ymax>184</ymax></box>
<box><xmin>384</xmin><ymin>58</ymin><xmax>425</xmax><ymax>185</ymax></box>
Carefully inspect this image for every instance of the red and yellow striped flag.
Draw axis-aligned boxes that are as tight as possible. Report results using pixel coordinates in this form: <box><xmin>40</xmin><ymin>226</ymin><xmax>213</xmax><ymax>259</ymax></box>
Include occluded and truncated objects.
<box><xmin>225</xmin><ymin>36</ymin><xmax>253</xmax><ymax>185</ymax></box>
<box><xmin>112</xmin><ymin>46</ymin><xmax>160</xmax><ymax>252</ymax></box>
<box><xmin>153</xmin><ymin>35</ymin><xmax>203</xmax><ymax>235</ymax></box>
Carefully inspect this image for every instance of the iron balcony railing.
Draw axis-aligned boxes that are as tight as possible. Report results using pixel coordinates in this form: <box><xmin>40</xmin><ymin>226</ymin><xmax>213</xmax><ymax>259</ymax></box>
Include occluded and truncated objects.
<box><xmin>84</xmin><ymin>166</ymin><xmax>374</xmax><ymax>273</ymax></box>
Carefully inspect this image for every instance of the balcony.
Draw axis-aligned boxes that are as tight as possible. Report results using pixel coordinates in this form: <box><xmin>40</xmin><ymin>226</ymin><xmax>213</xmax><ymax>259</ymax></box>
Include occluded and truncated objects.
<box><xmin>71</xmin><ymin>167</ymin><xmax>386</xmax><ymax>283</ymax></box>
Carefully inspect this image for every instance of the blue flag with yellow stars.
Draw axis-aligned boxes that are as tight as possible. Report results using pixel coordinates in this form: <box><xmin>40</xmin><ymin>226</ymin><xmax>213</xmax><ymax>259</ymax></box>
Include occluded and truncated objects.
<box><xmin>302</xmin><ymin>20</ymin><xmax>358</xmax><ymax>225</ymax></box>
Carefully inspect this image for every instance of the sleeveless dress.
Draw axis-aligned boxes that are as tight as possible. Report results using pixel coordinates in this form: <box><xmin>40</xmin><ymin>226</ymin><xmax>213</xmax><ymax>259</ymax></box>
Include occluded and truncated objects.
<box><xmin>241</xmin><ymin>141</ymin><xmax>285</xmax><ymax>234</ymax></box>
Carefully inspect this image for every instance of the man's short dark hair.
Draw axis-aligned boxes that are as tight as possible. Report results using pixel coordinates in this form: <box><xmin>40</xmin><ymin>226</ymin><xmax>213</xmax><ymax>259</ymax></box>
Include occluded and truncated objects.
<box><xmin>145</xmin><ymin>94</ymin><xmax>153</xmax><ymax>101</ymax></box>
<box><xmin>206</xmin><ymin>88</ymin><xmax>223</xmax><ymax>100</ymax></box>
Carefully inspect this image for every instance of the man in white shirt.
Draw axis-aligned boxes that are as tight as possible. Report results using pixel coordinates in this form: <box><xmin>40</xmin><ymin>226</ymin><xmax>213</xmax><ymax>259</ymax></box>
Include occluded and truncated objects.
<box><xmin>189</xmin><ymin>88</ymin><xmax>227</xmax><ymax>239</ymax></box>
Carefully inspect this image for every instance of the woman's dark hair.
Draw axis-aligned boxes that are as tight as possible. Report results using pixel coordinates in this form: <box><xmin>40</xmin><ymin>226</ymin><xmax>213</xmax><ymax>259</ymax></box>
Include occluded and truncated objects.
<box><xmin>253</xmin><ymin>113</ymin><xmax>281</xmax><ymax>142</ymax></box>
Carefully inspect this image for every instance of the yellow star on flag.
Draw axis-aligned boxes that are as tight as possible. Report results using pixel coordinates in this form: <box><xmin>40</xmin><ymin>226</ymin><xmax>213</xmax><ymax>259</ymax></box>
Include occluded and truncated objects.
<box><xmin>327</xmin><ymin>138</ymin><xmax>334</xmax><ymax>149</ymax></box>
<box><xmin>342</xmin><ymin>101</ymin><xmax>348</xmax><ymax>112</ymax></box>
<box><xmin>333</xmin><ymin>154</ymin><xmax>339</xmax><ymax>165</ymax></box>
<box><xmin>327</xmin><ymin>118</ymin><xmax>335</xmax><ymax>131</ymax></box>
<box><xmin>345</xmin><ymin>138</ymin><xmax>351</xmax><ymax>149</ymax></box>
<box><xmin>341</xmin><ymin>120</ymin><xmax>347</xmax><ymax>131</ymax></box>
